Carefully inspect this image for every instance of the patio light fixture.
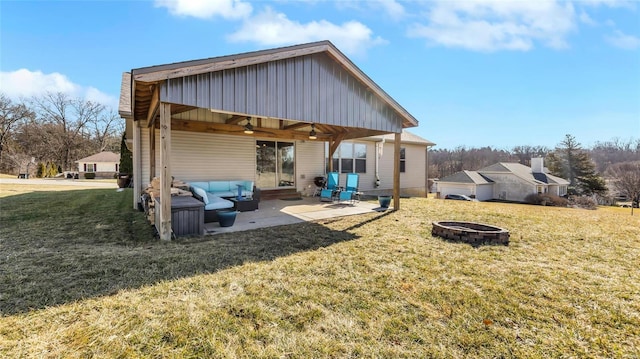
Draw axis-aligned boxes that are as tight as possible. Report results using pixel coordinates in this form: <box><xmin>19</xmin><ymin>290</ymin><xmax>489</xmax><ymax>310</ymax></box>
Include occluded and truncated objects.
<box><xmin>243</xmin><ymin>118</ymin><xmax>254</xmax><ymax>134</ymax></box>
<box><xmin>308</xmin><ymin>124</ymin><xmax>317</xmax><ymax>140</ymax></box>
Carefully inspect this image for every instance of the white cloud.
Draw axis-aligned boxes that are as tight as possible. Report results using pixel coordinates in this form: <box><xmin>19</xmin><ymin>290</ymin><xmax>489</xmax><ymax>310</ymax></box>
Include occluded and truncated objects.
<box><xmin>227</xmin><ymin>7</ymin><xmax>386</xmax><ymax>55</ymax></box>
<box><xmin>578</xmin><ymin>0</ymin><xmax>635</xmax><ymax>8</ymax></box>
<box><xmin>605</xmin><ymin>30</ymin><xmax>640</xmax><ymax>49</ymax></box>
<box><xmin>407</xmin><ymin>0</ymin><xmax>577</xmax><ymax>52</ymax></box>
<box><xmin>579</xmin><ymin>11</ymin><xmax>597</xmax><ymax>25</ymax></box>
<box><xmin>368</xmin><ymin>0</ymin><xmax>406</xmax><ymax>20</ymax></box>
<box><xmin>381</xmin><ymin>0</ymin><xmax>405</xmax><ymax>17</ymax></box>
<box><xmin>0</xmin><ymin>69</ymin><xmax>118</xmax><ymax>108</ymax></box>
<box><xmin>154</xmin><ymin>0</ymin><xmax>252</xmax><ymax>20</ymax></box>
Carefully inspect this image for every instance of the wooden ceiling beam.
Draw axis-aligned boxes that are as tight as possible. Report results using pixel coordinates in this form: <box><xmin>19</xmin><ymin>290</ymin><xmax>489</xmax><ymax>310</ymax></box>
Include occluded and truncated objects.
<box><xmin>170</xmin><ymin>119</ymin><xmax>333</xmax><ymax>142</ymax></box>
<box><xmin>315</xmin><ymin>123</ymin><xmax>336</xmax><ymax>134</ymax></box>
<box><xmin>146</xmin><ymin>87</ymin><xmax>159</xmax><ymax>127</ymax></box>
<box><xmin>225</xmin><ymin>115</ymin><xmax>247</xmax><ymax>125</ymax></box>
<box><xmin>283</xmin><ymin>122</ymin><xmax>310</xmax><ymax>131</ymax></box>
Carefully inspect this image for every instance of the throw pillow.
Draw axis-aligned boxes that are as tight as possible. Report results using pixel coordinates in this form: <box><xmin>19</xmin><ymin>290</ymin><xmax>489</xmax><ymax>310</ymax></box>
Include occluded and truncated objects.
<box><xmin>192</xmin><ymin>186</ymin><xmax>209</xmax><ymax>204</ymax></box>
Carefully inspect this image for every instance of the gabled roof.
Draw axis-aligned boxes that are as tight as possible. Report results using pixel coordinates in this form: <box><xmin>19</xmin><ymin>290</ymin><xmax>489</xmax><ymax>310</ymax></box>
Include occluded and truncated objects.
<box><xmin>121</xmin><ymin>41</ymin><xmax>419</xmax><ymax>130</ymax></box>
<box><xmin>533</xmin><ymin>172</ymin><xmax>570</xmax><ymax>185</ymax></box>
<box><xmin>439</xmin><ymin>170</ymin><xmax>493</xmax><ymax>184</ymax></box>
<box><xmin>479</xmin><ymin>162</ymin><xmax>569</xmax><ymax>186</ymax></box>
<box><xmin>75</xmin><ymin>151</ymin><xmax>120</xmax><ymax>163</ymax></box>
<box><xmin>367</xmin><ymin>130</ymin><xmax>436</xmax><ymax>146</ymax></box>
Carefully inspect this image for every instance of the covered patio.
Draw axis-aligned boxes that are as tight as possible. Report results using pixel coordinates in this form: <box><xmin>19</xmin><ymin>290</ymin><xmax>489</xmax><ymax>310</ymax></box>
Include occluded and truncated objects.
<box><xmin>203</xmin><ymin>197</ymin><xmax>387</xmax><ymax>235</ymax></box>
<box><xmin>119</xmin><ymin>41</ymin><xmax>420</xmax><ymax>240</ymax></box>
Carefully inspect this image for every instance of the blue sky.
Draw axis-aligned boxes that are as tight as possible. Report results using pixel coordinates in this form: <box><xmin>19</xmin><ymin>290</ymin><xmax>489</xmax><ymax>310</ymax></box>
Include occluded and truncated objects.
<box><xmin>1</xmin><ymin>0</ymin><xmax>639</xmax><ymax>150</ymax></box>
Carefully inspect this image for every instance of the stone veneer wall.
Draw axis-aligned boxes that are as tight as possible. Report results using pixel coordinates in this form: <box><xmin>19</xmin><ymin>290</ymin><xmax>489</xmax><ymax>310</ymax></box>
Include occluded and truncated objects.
<box><xmin>432</xmin><ymin>221</ymin><xmax>509</xmax><ymax>246</ymax></box>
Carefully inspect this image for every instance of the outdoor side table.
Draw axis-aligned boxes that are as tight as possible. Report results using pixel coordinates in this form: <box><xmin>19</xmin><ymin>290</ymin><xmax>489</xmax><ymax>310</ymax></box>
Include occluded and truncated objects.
<box><xmin>154</xmin><ymin>196</ymin><xmax>204</xmax><ymax>236</ymax></box>
<box><xmin>230</xmin><ymin>198</ymin><xmax>259</xmax><ymax>212</ymax></box>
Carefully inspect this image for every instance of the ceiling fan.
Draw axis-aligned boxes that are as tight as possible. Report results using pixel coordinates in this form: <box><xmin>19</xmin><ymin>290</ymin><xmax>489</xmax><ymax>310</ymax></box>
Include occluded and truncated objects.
<box><xmin>233</xmin><ymin>117</ymin><xmax>275</xmax><ymax>135</ymax></box>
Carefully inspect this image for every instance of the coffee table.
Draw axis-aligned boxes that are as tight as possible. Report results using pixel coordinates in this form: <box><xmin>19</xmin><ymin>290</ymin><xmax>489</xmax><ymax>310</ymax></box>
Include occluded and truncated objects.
<box><xmin>230</xmin><ymin>198</ymin><xmax>259</xmax><ymax>212</ymax></box>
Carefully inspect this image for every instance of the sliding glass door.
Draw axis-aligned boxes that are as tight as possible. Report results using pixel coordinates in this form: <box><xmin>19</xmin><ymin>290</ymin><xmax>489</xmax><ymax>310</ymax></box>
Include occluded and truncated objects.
<box><xmin>256</xmin><ymin>140</ymin><xmax>295</xmax><ymax>189</ymax></box>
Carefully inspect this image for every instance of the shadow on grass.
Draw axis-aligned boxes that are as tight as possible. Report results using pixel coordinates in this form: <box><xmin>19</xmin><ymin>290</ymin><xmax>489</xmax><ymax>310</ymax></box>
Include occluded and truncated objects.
<box><xmin>0</xmin><ymin>189</ymin><xmax>360</xmax><ymax>315</ymax></box>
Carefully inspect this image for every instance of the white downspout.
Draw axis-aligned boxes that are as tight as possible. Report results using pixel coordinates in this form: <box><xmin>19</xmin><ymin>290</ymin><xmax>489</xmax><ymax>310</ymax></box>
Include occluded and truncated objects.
<box><xmin>375</xmin><ymin>138</ymin><xmax>384</xmax><ymax>188</ymax></box>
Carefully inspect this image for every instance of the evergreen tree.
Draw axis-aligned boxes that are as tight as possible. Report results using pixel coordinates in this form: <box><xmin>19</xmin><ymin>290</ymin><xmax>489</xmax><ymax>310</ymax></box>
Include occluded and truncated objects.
<box><xmin>36</xmin><ymin>162</ymin><xmax>45</xmax><ymax>178</ymax></box>
<box><xmin>49</xmin><ymin>162</ymin><xmax>58</xmax><ymax>177</ymax></box>
<box><xmin>45</xmin><ymin>161</ymin><xmax>55</xmax><ymax>177</ymax></box>
<box><xmin>546</xmin><ymin>134</ymin><xmax>607</xmax><ymax>196</ymax></box>
<box><xmin>118</xmin><ymin>132</ymin><xmax>133</xmax><ymax>175</ymax></box>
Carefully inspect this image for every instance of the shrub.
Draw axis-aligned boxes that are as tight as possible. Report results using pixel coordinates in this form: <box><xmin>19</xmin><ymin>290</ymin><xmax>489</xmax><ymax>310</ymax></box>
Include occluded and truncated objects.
<box><xmin>84</xmin><ymin>172</ymin><xmax>96</xmax><ymax>179</ymax></box>
<box><xmin>47</xmin><ymin>162</ymin><xmax>58</xmax><ymax>178</ymax></box>
<box><xmin>525</xmin><ymin>193</ymin><xmax>568</xmax><ymax>207</ymax></box>
<box><xmin>119</xmin><ymin>133</ymin><xmax>133</xmax><ymax>175</ymax></box>
<box><xmin>569</xmin><ymin>196</ymin><xmax>598</xmax><ymax>210</ymax></box>
<box><xmin>36</xmin><ymin>162</ymin><xmax>45</xmax><ymax>178</ymax></box>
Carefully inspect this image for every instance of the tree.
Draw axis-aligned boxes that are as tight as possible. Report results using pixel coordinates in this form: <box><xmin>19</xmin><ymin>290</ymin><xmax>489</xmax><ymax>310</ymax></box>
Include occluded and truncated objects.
<box><xmin>29</xmin><ymin>92</ymin><xmax>105</xmax><ymax>171</ymax></box>
<box><xmin>546</xmin><ymin>134</ymin><xmax>607</xmax><ymax>196</ymax></box>
<box><xmin>90</xmin><ymin>109</ymin><xmax>124</xmax><ymax>153</ymax></box>
<box><xmin>36</xmin><ymin>162</ymin><xmax>45</xmax><ymax>178</ymax></box>
<box><xmin>0</xmin><ymin>94</ymin><xmax>35</xmax><ymax>170</ymax></box>
<box><xmin>118</xmin><ymin>133</ymin><xmax>133</xmax><ymax>175</ymax></box>
<box><xmin>512</xmin><ymin>145</ymin><xmax>550</xmax><ymax>166</ymax></box>
<box><xmin>606</xmin><ymin>162</ymin><xmax>640</xmax><ymax>215</ymax></box>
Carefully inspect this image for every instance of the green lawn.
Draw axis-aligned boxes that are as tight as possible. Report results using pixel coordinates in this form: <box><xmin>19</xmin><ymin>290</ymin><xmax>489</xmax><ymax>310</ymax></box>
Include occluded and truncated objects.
<box><xmin>0</xmin><ymin>186</ymin><xmax>638</xmax><ymax>358</ymax></box>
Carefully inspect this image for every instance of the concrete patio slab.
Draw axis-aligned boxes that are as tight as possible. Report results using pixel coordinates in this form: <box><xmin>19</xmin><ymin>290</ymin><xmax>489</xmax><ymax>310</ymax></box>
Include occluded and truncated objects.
<box><xmin>203</xmin><ymin>197</ymin><xmax>391</xmax><ymax>235</ymax></box>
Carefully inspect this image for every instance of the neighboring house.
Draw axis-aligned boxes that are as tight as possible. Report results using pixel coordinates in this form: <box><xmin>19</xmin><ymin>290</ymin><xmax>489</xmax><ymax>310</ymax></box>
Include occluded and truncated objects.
<box><xmin>118</xmin><ymin>41</ymin><xmax>432</xmax><ymax>239</ymax></box>
<box><xmin>75</xmin><ymin>151</ymin><xmax>120</xmax><ymax>178</ymax></box>
<box><xmin>435</xmin><ymin>157</ymin><xmax>569</xmax><ymax>202</ymax></box>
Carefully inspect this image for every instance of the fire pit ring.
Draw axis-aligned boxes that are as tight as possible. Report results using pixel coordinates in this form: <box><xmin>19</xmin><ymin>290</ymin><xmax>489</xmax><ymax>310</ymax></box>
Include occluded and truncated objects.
<box><xmin>432</xmin><ymin>221</ymin><xmax>509</xmax><ymax>246</ymax></box>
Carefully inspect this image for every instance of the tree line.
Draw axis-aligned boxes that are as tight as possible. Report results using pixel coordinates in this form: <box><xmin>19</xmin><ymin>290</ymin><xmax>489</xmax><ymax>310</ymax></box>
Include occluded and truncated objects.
<box><xmin>0</xmin><ymin>92</ymin><xmax>123</xmax><ymax>176</ymax></box>
<box><xmin>429</xmin><ymin>134</ymin><xmax>640</xmax><ymax>205</ymax></box>
<box><xmin>429</xmin><ymin>138</ymin><xmax>639</xmax><ymax>180</ymax></box>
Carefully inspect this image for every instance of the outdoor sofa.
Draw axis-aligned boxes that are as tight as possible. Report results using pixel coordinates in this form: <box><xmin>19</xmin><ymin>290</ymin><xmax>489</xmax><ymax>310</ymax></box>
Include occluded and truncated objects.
<box><xmin>188</xmin><ymin>180</ymin><xmax>259</xmax><ymax>223</ymax></box>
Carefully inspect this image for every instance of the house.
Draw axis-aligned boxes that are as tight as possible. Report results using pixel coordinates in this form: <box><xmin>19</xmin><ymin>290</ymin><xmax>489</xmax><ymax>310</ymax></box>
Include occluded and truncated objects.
<box><xmin>434</xmin><ymin>157</ymin><xmax>569</xmax><ymax>202</ymax></box>
<box><xmin>118</xmin><ymin>41</ymin><xmax>432</xmax><ymax>240</ymax></box>
<box><xmin>75</xmin><ymin>151</ymin><xmax>120</xmax><ymax>178</ymax></box>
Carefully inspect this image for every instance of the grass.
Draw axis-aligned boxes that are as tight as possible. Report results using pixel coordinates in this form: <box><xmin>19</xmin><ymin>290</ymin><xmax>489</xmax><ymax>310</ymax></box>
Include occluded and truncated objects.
<box><xmin>0</xmin><ymin>183</ymin><xmax>112</xmax><ymax>197</ymax></box>
<box><xmin>0</xmin><ymin>185</ymin><xmax>639</xmax><ymax>358</ymax></box>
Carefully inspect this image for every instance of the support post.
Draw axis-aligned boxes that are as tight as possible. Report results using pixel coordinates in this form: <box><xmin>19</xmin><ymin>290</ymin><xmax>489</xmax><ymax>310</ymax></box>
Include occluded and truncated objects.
<box><xmin>159</xmin><ymin>103</ymin><xmax>172</xmax><ymax>241</ymax></box>
<box><xmin>393</xmin><ymin>132</ymin><xmax>401</xmax><ymax>210</ymax></box>
<box><xmin>149</xmin><ymin>125</ymin><xmax>156</xmax><ymax>182</ymax></box>
<box><xmin>132</xmin><ymin>119</ymin><xmax>141</xmax><ymax>209</ymax></box>
<box><xmin>425</xmin><ymin>145</ymin><xmax>430</xmax><ymax>198</ymax></box>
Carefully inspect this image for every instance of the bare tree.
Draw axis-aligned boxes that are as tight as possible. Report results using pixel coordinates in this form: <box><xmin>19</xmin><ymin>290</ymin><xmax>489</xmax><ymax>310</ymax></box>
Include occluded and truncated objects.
<box><xmin>589</xmin><ymin>137</ymin><xmax>640</xmax><ymax>173</ymax></box>
<box><xmin>606</xmin><ymin>161</ymin><xmax>640</xmax><ymax>215</ymax></box>
<box><xmin>0</xmin><ymin>94</ymin><xmax>35</xmax><ymax>170</ymax></box>
<box><xmin>90</xmin><ymin>109</ymin><xmax>124</xmax><ymax>153</ymax></box>
<box><xmin>512</xmin><ymin>145</ymin><xmax>550</xmax><ymax>166</ymax></box>
<box><xmin>29</xmin><ymin>92</ymin><xmax>105</xmax><ymax>170</ymax></box>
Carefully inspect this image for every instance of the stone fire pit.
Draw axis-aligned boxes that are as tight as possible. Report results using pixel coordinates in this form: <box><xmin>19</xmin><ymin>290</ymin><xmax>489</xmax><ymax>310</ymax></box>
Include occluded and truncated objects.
<box><xmin>432</xmin><ymin>221</ymin><xmax>509</xmax><ymax>246</ymax></box>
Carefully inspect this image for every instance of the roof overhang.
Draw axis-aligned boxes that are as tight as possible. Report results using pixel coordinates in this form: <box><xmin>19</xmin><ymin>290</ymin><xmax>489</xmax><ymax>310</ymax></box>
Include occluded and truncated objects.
<box><xmin>120</xmin><ymin>41</ymin><xmax>419</xmax><ymax>141</ymax></box>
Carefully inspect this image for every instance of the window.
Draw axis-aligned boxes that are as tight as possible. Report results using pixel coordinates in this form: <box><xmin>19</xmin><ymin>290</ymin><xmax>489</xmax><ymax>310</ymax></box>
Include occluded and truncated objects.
<box><xmin>83</xmin><ymin>163</ymin><xmax>96</xmax><ymax>172</ymax></box>
<box><xmin>326</xmin><ymin>142</ymin><xmax>367</xmax><ymax>173</ymax></box>
<box><xmin>400</xmin><ymin>148</ymin><xmax>406</xmax><ymax>173</ymax></box>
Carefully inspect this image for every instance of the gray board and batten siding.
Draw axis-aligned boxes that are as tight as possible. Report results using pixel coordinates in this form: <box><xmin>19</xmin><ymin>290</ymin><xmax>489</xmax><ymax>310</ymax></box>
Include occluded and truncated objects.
<box><xmin>159</xmin><ymin>52</ymin><xmax>403</xmax><ymax>133</ymax></box>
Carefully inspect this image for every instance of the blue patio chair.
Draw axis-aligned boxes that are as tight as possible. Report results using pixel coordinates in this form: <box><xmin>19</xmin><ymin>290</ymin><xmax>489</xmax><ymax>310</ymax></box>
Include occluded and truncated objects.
<box><xmin>339</xmin><ymin>173</ymin><xmax>359</xmax><ymax>204</ymax></box>
<box><xmin>320</xmin><ymin>172</ymin><xmax>339</xmax><ymax>202</ymax></box>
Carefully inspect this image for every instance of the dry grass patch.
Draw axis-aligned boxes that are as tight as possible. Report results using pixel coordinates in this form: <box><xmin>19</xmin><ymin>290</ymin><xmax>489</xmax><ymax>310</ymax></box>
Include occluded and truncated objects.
<box><xmin>1</xmin><ymin>188</ymin><xmax>639</xmax><ymax>358</ymax></box>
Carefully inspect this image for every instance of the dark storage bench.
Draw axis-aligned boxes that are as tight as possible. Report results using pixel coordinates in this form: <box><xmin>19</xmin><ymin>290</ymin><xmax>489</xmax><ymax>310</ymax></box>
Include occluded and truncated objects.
<box><xmin>155</xmin><ymin>196</ymin><xmax>204</xmax><ymax>236</ymax></box>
